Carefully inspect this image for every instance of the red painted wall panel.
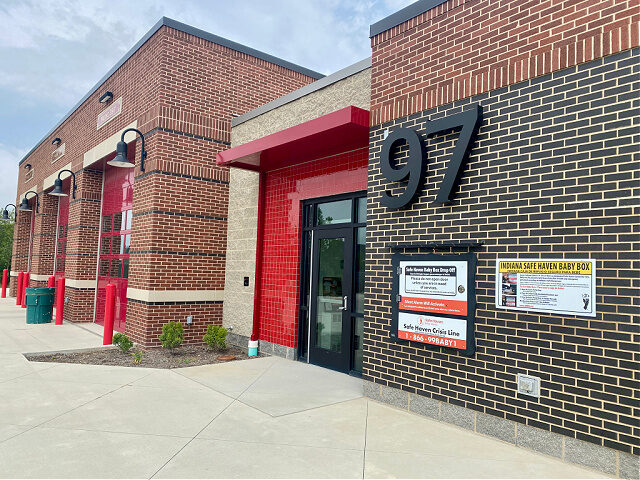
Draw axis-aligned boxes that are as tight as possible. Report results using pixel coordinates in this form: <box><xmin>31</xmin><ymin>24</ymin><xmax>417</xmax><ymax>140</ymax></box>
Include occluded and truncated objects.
<box><xmin>258</xmin><ymin>148</ymin><xmax>368</xmax><ymax>348</ymax></box>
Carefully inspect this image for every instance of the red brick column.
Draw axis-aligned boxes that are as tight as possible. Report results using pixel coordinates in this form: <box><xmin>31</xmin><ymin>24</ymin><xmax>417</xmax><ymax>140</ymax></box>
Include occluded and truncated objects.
<box><xmin>125</xmin><ymin>131</ymin><xmax>228</xmax><ymax>348</ymax></box>
<box><xmin>63</xmin><ymin>169</ymin><xmax>102</xmax><ymax>322</ymax></box>
<box><xmin>29</xmin><ymin>194</ymin><xmax>58</xmax><ymax>286</ymax></box>
<box><xmin>9</xmin><ymin>205</ymin><xmax>33</xmax><ymax>297</ymax></box>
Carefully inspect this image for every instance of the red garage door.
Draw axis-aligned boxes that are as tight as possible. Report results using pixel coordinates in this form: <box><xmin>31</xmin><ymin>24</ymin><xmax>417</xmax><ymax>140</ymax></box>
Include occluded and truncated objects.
<box><xmin>95</xmin><ymin>164</ymin><xmax>133</xmax><ymax>332</ymax></box>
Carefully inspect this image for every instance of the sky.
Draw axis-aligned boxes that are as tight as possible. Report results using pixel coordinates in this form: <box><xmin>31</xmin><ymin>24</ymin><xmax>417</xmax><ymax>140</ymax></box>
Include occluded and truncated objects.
<box><xmin>0</xmin><ymin>0</ymin><xmax>414</xmax><ymax>211</ymax></box>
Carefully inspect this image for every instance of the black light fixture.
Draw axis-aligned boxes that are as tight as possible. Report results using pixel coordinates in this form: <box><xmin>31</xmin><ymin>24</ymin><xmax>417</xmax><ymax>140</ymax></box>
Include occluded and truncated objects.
<box><xmin>99</xmin><ymin>91</ymin><xmax>114</xmax><ymax>103</ymax></box>
<box><xmin>48</xmin><ymin>169</ymin><xmax>77</xmax><ymax>199</ymax></box>
<box><xmin>107</xmin><ymin>128</ymin><xmax>146</xmax><ymax>171</ymax></box>
<box><xmin>52</xmin><ymin>137</ymin><xmax>61</xmax><ymax>146</ymax></box>
<box><xmin>19</xmin><ymin>191</ymin><xmax>39</xmax><ymax>213</ymax></box>
<box><xmin>24</xmin><ymin>163</ymin><xmax>32</xmax><ymax>170</ymax></box>
<box><xmin>2</xmin><ymin>204</ymin><xmax>16</xmax><ymax>221</ymax></box>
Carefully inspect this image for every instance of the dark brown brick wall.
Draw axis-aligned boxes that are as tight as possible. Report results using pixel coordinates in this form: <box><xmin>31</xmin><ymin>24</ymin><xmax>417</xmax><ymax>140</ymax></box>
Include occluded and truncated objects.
<box><xmin>365</xmin><ymin>49</ymin><xmax>639</xmax><ymax>455</ymax></box>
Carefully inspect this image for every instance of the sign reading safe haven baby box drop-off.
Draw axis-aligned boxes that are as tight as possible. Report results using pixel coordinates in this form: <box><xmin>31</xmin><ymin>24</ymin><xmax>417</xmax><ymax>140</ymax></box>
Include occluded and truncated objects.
<box><xmin>391</xmin><ymin>253</ymin><xmax>477</xmax><ymax>355</ymax></box>
<box><xmin>495</xmin><ymin>259</ymin><xmax>596</xmax><ymax>317</ymax></box>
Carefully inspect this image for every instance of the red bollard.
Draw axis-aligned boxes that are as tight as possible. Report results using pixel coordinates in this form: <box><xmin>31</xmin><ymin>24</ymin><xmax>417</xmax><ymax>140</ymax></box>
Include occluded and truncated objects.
<box><xmin>21</xmin><ymin>273</ymin><xmax>29</xmax><ymax>308</ymax></box>
<box><xmin>55</xmin><ymin>277</ymin><xmax>65</xmax><ymax>325</ymax></box>
<box><xmin>103</xmin><ymin>283</ymin><xmax>116</xmax><ymax>345</ymax></box>
<box><xmin>16</xmin><ymin>272</ymin><xmax>23</xmax><ymax>305</ymax></box>
<box><xmin>1</xmin><ymin>269</ymin><xmax>7</xmax><ymax>298</ymax></box>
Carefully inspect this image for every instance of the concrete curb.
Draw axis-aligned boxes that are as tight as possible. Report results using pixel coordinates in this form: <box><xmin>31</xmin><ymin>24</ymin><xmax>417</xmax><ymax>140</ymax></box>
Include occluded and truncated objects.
<box><xmin>23</xmin><ymin>345</ymin><xmax>118</xmax><ymax>357</ymax></box>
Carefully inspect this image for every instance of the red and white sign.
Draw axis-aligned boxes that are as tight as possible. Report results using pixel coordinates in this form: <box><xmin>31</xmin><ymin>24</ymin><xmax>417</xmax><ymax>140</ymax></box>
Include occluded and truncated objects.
<box><xmin>51</xmin><ymin>143</ymin><xmax>65</xmax><ymax>163</ymax></box>
<box><xmin>97</xmin><ymin>97</ymin><xmax>122</xmax><ymax>130</ymax></box>
<box><xmin>398</xmin><ymin>312</ymin><xmax>467</xmax><ymax>350</ymax></box>
<box><xmin>399</xmin><ymin>260</ymin><xmax>468</xmax><ymax>316</ymax></box>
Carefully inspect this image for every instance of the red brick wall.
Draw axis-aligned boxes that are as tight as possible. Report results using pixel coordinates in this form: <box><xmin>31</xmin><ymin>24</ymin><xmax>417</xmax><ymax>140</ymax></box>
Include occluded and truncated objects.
<box><xmin>157</xmin><ymin>28</ymin><xmax>317</xmax><ymax>143</ymax></box>
<box><xmin>9</xmin><ymin>209</ymin><xmax>32</xmax><ymax>296</ymax></box>
<box><xmin>370</xmin><ymin>0</ymin><xmax>640</xmax><ymax>126</ymax></box>
<box><xmin>125</xmin><ymin>27</ymin><xmax>317</xmax><ymax>346</ymax></box>
<box><xmin>10</xmin><ymin>28</ymin><xmax>164</xmax><ymax>307</ymax></box>
<box><xmin>259</xmin><ymin>148</ymin><xmax>368</xmax><ymax>348</ymax></box>
<box><xmin>12</xmin><ymin>24</ymin><xmax>318</xmax><ymax>343</ymax></box>
<box><xmin>126</xmin><ymin>301</ymin><xmax>223</xmax><ymax>349</ymax></box>
<box><xmin>30</xmin><ymin>194</ymin><xmax>58</xmax><ymax>281</ymax></box>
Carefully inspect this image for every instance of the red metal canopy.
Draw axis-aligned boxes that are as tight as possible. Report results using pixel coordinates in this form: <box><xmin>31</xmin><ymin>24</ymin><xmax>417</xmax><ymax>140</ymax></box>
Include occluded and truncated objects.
<box><xmin>216</xmin><ymin>106</ymin><xmax>370</xmax><ymax>172</ymax></box>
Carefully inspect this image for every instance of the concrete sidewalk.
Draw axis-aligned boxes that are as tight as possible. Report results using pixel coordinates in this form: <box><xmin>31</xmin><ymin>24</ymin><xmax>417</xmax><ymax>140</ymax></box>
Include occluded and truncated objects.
<box><xmin>0</xmin><ymin>298</ymin><xmax>607</xmax><ymax>478</ymax></box>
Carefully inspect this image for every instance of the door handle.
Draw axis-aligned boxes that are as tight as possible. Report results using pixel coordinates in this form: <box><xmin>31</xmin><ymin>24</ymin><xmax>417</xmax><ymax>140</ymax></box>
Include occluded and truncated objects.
<box><xmin>338</xmin><ymin>296</ymin><xmax>348</xmax><ymax>311</ymax></box>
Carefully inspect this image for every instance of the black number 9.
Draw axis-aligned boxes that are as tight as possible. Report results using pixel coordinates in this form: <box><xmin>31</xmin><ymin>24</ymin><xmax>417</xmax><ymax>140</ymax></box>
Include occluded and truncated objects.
<box><xmin>380</xmin><ymin>128</ymin><xmax>426</xmax><ymax>209</ymax></box>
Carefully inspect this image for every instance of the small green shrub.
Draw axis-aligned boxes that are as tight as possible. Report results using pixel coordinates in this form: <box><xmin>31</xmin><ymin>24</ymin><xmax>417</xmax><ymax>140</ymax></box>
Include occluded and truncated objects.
<box><xmin>131</xmin><ymin>351</ymin><xmax>143</xmax><ymax>364</ymax></box>
<box><xmin>113</xmin><ymin>332</ymin><xmax>133</xmax><ymax>353</ymax></box>
<box><xmin>203</xmin><ymin>325</ymin><xmax>228</xmax><ymax>352</ymax></box>
<box><xmin>159</xmin><ymin>321</ymin><xmax>184</xmax><ymax>351</ymax></box>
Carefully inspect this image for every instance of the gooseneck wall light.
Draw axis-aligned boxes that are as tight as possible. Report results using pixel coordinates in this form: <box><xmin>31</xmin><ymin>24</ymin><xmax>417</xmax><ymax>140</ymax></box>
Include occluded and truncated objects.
<box><xmin>2</xmin><ymin>204</ymin><xmax>16</xmax><ymax>221</ymax></box>
<box><xmin>48</xmin><ymin>169</ymin><xmax>77</xmax><ymax>199</ymax></box>
<box><xmin>107</xmin><ymin>128</ymin><xmax>147</xmax><ymax>172</ymax></box>
<box><xmin>19</xmin><ymin>191</ymin><xmax>39</xmax><ymax>213</ymax></box>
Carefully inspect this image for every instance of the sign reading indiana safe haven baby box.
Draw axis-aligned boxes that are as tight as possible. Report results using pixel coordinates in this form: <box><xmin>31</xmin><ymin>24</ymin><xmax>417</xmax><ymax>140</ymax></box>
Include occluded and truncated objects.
<box><xmin>391</xmin><ymin>253</ymin><xmax>477</xmax><ymax>355</ymax></box>
<box><xmin>495</xmin><ymin>259</ymin><xmax>596</xmax><ymax>317</ymax></box>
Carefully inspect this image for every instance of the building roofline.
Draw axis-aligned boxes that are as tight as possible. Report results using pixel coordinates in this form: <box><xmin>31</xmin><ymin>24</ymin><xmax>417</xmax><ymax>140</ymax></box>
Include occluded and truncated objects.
<box><xmin>369</xmin><ymin>0</ymin><xmax>448</xmax><ymax>38</ymax></box>
<box><xmin>231</xmin><ymin>57</ymin><xmax>371</xmax><ymax>127</ymax></box>
<box><xmin>162</xmin><ymin>18</ymin><xmax>324</xmax><ymax>80</ymax></box>
<box><xmin>19</xmin><ymin>17</ymin><xmax>324</xmax><ymax>165</ymax></box>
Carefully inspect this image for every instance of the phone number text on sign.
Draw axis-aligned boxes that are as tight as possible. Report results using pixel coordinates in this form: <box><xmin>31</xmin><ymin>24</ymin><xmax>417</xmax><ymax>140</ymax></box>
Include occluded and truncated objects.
<box><xmin>397</xmin><ymin>312</ymin><xmax>467</xmax><ymax>350</ymax></box>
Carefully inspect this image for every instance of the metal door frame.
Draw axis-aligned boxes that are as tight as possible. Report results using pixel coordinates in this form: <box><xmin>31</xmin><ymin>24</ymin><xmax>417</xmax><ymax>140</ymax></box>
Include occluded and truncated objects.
<box><xmin>297</xmin><ymin>191</ymin><xmax>366</xmax><ymax>374</ymax></box>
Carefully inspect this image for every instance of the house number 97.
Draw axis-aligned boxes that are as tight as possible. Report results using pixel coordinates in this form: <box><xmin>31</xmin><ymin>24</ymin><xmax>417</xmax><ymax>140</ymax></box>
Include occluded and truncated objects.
<box><xmin>380</xmin><ymin>103</ymin><xmax>482</xmax><ymax>209</ymax></box>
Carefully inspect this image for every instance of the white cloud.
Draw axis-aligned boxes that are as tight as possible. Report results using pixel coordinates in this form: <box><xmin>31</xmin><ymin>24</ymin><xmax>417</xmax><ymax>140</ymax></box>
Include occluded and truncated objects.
<box><xmin>0</xmin><ymin>144</ymin><xmax>23</xmax><ymax>209</ymax></box>
<box><xmin>0</xmin><ymin>0</ymin><xmax>415</xmax><ymax>168</ymax></box>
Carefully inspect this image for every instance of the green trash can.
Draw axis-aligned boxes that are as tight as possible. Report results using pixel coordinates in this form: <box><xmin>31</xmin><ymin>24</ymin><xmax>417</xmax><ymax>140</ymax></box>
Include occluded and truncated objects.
<box><xmin>25</xmin><ymin>287</ymin><xmax>55</xmax><ymax>324</ymax></box>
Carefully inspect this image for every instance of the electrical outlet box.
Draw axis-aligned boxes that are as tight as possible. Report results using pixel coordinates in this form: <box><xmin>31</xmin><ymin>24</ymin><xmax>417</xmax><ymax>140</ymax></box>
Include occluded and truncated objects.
<box><xmin>244</xmin><ymin>276</ymin><xmax>249</xmax><ymax>286</ymax></box>
<box><xmin>517</xmin><ymin>373</ymin><xmax>540</xmax><ymax>398</ymax></box>
<box><xmin>186</xmin><ymin>315</ymin><xmax>193</xmax><ymax>325</ymax></box>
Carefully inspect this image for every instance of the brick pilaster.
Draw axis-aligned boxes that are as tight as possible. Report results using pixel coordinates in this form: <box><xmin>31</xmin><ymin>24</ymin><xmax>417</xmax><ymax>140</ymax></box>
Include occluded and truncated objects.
<box><xmin>30</xmin><ymin>193</ymin><xmax>58</xmax><ymax>284</ymax></box>
<box><xmin>9</xmin><ymin>204</ymin><xmax>33</xmax><ymax>297</ymax></box>
<box><xmin>125</xmin><ymin>131</ymin><xmax>229</xmax><ymax>348</ymax></box>
<box><xmin>64</xmin><ymin>169</ymin><xmax>102</xmax><ymax>322</ymax></box>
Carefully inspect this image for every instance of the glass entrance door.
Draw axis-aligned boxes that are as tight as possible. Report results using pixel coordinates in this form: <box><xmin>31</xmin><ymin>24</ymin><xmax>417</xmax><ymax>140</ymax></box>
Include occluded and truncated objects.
<box><xmin>309</xmin><ymin>228</ymin><xmax>353</xmax><ymax>372</ymax></box>
<box><xmin>300</xmin><ymin>192</ymin><xmax>366</xmax><ymax>374</ymax></box>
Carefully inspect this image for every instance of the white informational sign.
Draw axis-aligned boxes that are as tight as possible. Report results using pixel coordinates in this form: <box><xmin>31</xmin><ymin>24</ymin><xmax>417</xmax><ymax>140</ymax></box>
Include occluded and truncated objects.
<box><xmin>399</xmin><ymin>260</ymin><xmax>468</xmax><ymax>316</ymax></box>
<box><xmin>97</xmin><ymin>97</ymin><xmax>122</xmax><ymax>130</ymax></box>
<box><xmin>398</xmin><ymin>312</ymin><xmax>467</xmax><ymax>350</ymax></box>
<box><xmin>51</xmin><ymin>143</ymin><xmax>65</xmax><ymax>163</ymax></box>
<box><xmin>495</xmin><ymin>259</ymin><xmax>596</xmax><ymax>317</ymax></box>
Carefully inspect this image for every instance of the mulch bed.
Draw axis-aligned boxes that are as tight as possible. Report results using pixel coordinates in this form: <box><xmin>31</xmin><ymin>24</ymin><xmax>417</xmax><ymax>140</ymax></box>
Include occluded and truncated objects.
<box><xmin>25</xmin><ymin>345</ymin><xmax>253</xmax><ymax>369</ymax></box>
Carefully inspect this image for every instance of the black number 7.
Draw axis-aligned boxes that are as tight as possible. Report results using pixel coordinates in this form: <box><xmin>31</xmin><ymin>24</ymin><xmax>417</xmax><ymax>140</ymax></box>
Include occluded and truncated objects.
<box><xmin>380</xmin><ymin>103</ymin><xmax>482</xmax><ymax>209</ymax></box>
